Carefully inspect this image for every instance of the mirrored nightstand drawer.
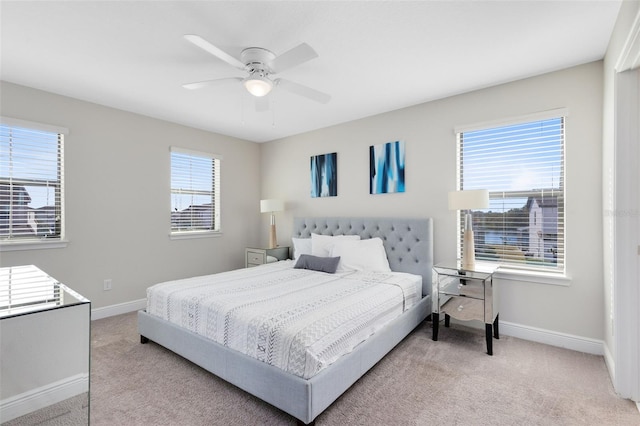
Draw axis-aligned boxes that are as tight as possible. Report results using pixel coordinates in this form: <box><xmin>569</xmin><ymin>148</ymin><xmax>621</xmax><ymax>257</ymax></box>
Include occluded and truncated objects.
<box><xmin>438</xmin><ymin>277</ymin><xmax>484</xmax><ymax>299</ymax></box>
<box><xmin>441</xmin><ymin>296</ymin><xmax>484</xmax><ymax>322</ymax></box>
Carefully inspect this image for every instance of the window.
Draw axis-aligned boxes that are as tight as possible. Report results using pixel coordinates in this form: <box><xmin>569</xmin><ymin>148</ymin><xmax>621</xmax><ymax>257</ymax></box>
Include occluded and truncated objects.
<box><xmin>170</xmin><ymin>147</ymin><xmax>220</xmax><ymax>235</ymax></box>
<box><xmin>0</xmin><ymin>118</ymin><xmax>65</xmax><ymax>244</ymax></box>
<box><xmin>455</xmin><ymin>111</ymin><xmax>565</xmax><ymax>273</ymax></box>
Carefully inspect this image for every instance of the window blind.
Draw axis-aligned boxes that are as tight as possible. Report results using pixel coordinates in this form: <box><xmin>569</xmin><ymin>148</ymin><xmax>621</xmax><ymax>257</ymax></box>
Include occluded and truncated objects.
<box><xmin>0</xmin><ymin>122</ymin><xmax>64</xmax><ymax>242</ymax></box>
<box><xmin>170</xmin><ymin>147</ymin><xmax>220</xmax><ymax>233</ymax></box>
<box><xmin>457</xmin><ymin>116</ymin><xmax>565</xmax><ymax>272</ymax></box>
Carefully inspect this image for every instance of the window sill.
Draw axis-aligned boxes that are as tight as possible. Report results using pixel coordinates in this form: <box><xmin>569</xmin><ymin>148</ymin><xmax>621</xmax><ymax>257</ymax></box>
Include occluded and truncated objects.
<box><xmin>0</xmin><ymin>240</ymin><xmax>69</xmax><ymax>252</ymax></box>
<box><xmin>493</xmin><ymin>267</ymin><xmax>571</xmax><ymax>286</ymax></box>
<box><xmin>169</xmin><ymin>231</ymin><xmax>222</xmax><ymax>240</ymax></box>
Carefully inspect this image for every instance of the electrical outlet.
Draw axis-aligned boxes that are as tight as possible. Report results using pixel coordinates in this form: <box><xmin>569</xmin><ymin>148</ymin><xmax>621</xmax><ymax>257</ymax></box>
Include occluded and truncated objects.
<box><xmin>103</xmin><ymin>279</ymin><xmax>112</xmax><ymax>291</ymax></box>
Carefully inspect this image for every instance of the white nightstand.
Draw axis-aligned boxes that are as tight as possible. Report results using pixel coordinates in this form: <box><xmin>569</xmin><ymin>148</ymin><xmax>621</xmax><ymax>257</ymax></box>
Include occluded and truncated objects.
<box><xmin>245</xmin><ymin>246</ymin><xmax>290</xmax><ymax>267</ymax></box>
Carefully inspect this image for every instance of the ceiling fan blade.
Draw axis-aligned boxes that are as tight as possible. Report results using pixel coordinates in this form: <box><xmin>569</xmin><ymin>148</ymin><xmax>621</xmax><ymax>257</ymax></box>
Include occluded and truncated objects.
<box><xmin>270</xmin><ymin>43</ymin><xmax>318</xmax><ymax>73</ymax></box>
<box><xmin>255</xmin><ymin>96</ymin><xmax>269</xmax><ymax>112</ymax></box>
<box><xmin>184</xmin><ymin>34</ymin><xmax>246</xmax><ymax>70</ymax></box>
<box><xmin>277</xmin><ymin>79</ymin><xmax>331</xmax><ymax>104</ymax></box>
<box><xmin>182</xmin><ymin>77</ymin><xmax>242</xmax><ymax>90</ymax></box>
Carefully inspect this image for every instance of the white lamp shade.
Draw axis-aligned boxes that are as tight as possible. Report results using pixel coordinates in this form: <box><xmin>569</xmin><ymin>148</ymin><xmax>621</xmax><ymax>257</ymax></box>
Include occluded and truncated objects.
<box><xmin>448</xmin><ymin>189</ymin><xmax>489</xmax><ymax>210</ymax></box>
<box><xmin>260</xmin><ymin>199</ymin><xmax>284</xmax><ymax>213</ymax></box>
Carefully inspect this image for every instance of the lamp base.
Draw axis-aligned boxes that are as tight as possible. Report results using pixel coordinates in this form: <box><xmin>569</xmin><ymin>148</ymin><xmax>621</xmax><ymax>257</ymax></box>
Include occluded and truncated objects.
<box><xmin>268</xmin><ymin>224</ymin><xmax>277</xmax><ymax>249</ymax></box>
<box><xmin>462</xmin><ymin>229</ymin><xmax>476</xmax><ymax>271</ymax></box>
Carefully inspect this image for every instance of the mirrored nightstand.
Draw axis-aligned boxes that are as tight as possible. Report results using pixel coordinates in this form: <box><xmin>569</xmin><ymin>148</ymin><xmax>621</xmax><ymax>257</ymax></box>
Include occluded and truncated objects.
<box><xmin>432</xmin><ymin>261</ymin><xmax>499</xmax><ymax>355</ymax></box>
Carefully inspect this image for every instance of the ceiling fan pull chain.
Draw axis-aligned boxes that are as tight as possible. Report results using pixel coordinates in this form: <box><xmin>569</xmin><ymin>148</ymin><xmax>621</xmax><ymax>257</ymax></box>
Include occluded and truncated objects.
<box><xmin>240</xmin><ymin>91</ymin><xmax>246</xmax><ymax>126</ymax></box>
<box><xmin>272</xmin><ymin>95</ymin><xmax>277</xmax><ymax>128</ymax></box>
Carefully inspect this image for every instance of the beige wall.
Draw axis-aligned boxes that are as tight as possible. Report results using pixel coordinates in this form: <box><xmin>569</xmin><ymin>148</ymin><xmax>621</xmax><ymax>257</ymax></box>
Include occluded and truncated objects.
<box><xmin>0</xmin><ymin>81</ymin><xmax>262</xmax><ymax>309</ymax></box>
<box><xmin>0</xmin><ymin>61</ymin><xmax>607</xmax><ymax>341</ymax></box>
<box><xmin>261</xmin><ymin>62</ymin><xmax>605</xmax><ymax>340</ymax></box>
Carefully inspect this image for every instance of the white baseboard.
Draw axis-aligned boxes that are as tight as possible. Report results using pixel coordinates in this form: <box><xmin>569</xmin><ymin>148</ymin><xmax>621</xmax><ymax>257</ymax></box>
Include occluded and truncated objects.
<box><xmin>91</xmin><ymin>298</ymin><xmax>146</xmax><ymax>320</ymax></box>
<box><xmin>0</xmin><ymin>374</ymin><xmax>88</xmax><ymax>423</ymax></box>
<box><xmin>603</xmin><ymin>342</ymin><xmax>615</xmax><ymax>378</ymax></box>
<box><xmin>500</xmin><ymin>320</ymin><xmax>604</xmax><ymax>355</ymax></box>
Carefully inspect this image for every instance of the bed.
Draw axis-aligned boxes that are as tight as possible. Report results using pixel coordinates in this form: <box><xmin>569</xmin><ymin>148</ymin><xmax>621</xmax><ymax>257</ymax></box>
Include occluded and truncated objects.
<box><xmin>138</xmin><ymin>216</ymin><xmax>433</xmax><ymax>424</ymax></box>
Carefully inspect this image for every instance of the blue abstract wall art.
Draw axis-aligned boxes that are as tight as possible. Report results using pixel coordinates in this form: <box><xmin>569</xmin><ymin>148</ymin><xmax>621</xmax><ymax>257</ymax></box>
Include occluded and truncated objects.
<box><xmin>370</xmin><ymin>140</ymin><xmax>405</xmax><ymax>194</ymax></box>
<box><xmin>310</xmin><ymin>152</ymin><xmax>337</xmax><ymax>197</ymax></box>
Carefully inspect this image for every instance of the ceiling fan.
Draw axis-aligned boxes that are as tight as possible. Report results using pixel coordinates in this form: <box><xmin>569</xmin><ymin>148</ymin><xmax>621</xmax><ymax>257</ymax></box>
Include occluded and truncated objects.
<box><xmin>182</xmin><ymin>35</ymin><xmax>331</xmax><ymax>108</ymax></box>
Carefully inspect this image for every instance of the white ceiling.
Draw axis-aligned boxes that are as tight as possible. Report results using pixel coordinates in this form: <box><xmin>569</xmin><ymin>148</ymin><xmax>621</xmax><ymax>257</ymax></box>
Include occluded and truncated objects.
<box><xmin>0</xmin><ymin>1</ymin><xmax>622</xmax><ymax>143</ymax></box>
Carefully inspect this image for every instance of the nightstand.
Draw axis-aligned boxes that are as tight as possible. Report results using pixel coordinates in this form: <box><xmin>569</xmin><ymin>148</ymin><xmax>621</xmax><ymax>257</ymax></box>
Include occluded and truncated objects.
<box><xmin>245</xmin><ymin>246</ymin><xmax>290</xmax><ymax>267</ymax></box>
<box><xmin>432</xmin><ymin>261</ymin><xmax>499</xmax><ymax>355</ymax></box>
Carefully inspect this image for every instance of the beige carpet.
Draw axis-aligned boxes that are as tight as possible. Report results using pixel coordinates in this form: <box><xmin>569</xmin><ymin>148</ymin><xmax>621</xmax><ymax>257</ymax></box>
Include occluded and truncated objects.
<box><xmin>59</xmin><ymin>312</ymin><xmax>640</xmax><ymax>425</ymax></box>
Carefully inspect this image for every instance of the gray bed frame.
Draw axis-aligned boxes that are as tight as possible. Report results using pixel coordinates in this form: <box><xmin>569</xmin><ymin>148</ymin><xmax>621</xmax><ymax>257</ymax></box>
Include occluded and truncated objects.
<box><xmin>138</xmin><ymin>217</ymin><xmax>433</xmax><ymax>424</ymax></box>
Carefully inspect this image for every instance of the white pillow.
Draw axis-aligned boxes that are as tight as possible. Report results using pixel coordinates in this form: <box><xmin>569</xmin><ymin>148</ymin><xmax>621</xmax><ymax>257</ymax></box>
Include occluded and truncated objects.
<box><xmin>311</xmin><ymin>233</ymin><xmax>361</xmax><ymax>257</ymax></box>
<box><xmin>291</xmin><ymin>238</ymin><xmax>312</xmax><ymax>260</ymax></box>
<box><xmin>329</xmin><ymin>237</ymin><xmax>391</xmax><ymax>272</ymax></box>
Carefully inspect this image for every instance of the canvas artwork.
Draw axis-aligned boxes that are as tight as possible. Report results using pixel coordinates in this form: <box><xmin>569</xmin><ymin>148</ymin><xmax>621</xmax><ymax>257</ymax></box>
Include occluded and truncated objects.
<box><xmin>310</xmin><ymin>152</ymin><xmax>337</xmax><ymax>197</ymax></box>
<box><xmin>370</xmin><ymin>140</ymin><xmax>405</xmax><ymax>194</ymax></box>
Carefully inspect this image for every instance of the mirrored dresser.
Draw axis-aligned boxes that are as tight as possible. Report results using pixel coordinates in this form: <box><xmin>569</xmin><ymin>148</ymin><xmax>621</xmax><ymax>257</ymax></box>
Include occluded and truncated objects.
<box><xmin>0</xmin><ymin>265</ymin><xmax>90</xmax><ymax>424</ymax></box>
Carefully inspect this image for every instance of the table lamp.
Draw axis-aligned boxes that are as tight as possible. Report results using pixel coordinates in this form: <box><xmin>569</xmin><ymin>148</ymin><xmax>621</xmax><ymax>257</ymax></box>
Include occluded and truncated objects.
<box><xmin>260</xmin><ymin>199</ymin><xmax>284</xmax><ymax>249</ymax></box>
<box><xmin>448</xmin><ymin>189</ymin><xmax>489</xmax><ymax>270</ymax></box>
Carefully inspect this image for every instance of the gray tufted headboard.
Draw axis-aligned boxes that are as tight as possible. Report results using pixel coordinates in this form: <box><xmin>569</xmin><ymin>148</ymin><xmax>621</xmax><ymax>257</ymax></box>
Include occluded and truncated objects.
<box><xmin>292</xmin><ymin>217</ymin><xmax>433</xmax><ymax>298</ymax></box>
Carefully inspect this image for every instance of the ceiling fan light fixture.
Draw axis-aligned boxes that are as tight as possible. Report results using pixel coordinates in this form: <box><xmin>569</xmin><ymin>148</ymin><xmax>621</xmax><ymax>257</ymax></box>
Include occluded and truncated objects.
<box><xmin>243</xmin><ymin>74</ymin><xmax>273</xmax><ymax>97</ymax></box>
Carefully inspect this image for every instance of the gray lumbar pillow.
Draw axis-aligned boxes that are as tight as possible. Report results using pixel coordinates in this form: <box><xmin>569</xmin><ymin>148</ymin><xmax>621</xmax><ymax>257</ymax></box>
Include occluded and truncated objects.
<box><xmin>294</xmin><ymin>254</ymin><xmax>341</xmax><ymax>274</ymax></box>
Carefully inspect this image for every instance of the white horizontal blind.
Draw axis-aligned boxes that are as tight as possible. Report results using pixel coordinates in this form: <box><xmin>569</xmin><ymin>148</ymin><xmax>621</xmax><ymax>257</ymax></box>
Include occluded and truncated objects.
<box><xmin>0</xmin><ymin>123</ymin><xmax>64</xmax><ymax>242</ymax></box>
<box><xmin>457</xmin><ymin>116</ymin><xmax>565</xmax><ymax>272</ymax></box>
<box><xmin>170</xmin><ymin>148</ymin><xmax>220</xmax><ymax>233</ymax></box>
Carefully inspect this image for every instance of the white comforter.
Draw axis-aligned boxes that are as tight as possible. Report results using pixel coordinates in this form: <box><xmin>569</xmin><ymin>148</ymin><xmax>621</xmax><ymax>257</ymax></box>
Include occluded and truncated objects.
<box><xmin>146</xmin><ymin>260</ymin><xmax>422</xmax><ymax>379</ymax></box>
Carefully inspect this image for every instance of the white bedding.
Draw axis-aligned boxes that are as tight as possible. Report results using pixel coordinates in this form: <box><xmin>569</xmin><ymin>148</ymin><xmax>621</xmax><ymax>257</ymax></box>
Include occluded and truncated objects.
<box><xmin>146</xmin><ymin>260</ymin><xmax>421</xmax><ymax>379</ymax></box>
